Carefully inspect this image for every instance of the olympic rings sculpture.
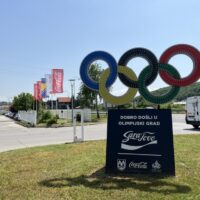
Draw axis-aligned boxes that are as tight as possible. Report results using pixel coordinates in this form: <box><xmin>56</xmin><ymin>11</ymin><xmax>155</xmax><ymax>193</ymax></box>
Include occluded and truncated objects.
<box><xmin>80</xmin><ymin>44</ymin><xmax>200</xmax><ymax>105</ymax></box>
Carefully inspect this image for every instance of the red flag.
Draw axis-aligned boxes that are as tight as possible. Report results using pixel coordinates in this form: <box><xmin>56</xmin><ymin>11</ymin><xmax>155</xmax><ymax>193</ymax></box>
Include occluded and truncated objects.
<box><xmin>37</xmin><ymin>81</ymin><xmax>42</xmax><ymax>100</ymax></box>
<box><xmin>52</xmin><ymin>69</ymin><xmax>64</xmax><ymax>93</ymax></box>
<box><xmin>34</xmin><ymin>83</ymin><xmax>38</xmax><ymax>100</ymax></box>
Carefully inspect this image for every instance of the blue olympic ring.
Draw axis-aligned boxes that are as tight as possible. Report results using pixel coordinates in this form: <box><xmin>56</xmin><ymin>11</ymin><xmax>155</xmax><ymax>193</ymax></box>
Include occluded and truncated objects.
<box><xmin>80</xmin><ymin>51</ymin><xmax>118</xmax><ymax>91</ymax></box>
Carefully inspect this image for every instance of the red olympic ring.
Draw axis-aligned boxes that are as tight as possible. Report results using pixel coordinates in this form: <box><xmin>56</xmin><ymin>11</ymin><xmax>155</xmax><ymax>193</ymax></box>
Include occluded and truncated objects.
<box><xmin>159</xmin><ymin>44</ymin><xmax>200</xmax><ymax>86</ymax></box>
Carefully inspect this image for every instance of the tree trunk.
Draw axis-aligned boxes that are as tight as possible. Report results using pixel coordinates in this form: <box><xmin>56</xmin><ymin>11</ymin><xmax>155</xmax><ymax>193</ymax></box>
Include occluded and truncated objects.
<box><xmin>95</xmin><ymin>94</ymin><xmax>100</xmax><ymax>119</ymax></box>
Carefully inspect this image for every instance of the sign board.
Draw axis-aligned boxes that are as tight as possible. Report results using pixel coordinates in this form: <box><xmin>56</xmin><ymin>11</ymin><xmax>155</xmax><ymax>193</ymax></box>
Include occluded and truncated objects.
<box><xmin>106</xmin><ymin>109</ymin><xmax>175</xmax><ymax>176</ymax></box>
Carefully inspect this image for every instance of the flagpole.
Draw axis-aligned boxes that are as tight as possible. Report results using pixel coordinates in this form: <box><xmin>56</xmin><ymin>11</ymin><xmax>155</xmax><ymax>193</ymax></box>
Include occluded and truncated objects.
<box><xmin>33</xmin><ymin>100</ymin><xmax>34</xmax><ymax>110</ymax></box>
<box><xmin>56</xmin><ymin>95</ymin><xmax>58</xmax><ymax>110</ymax></box>
<box><xmin>36</xmin><ymin>100</ymin><xmax>38</xmax><ymax>112</ymax></box>
<box><xmin>51</xmin><ymin>94</ymin><xmax>53</xmax><ymax>110</ymax></box>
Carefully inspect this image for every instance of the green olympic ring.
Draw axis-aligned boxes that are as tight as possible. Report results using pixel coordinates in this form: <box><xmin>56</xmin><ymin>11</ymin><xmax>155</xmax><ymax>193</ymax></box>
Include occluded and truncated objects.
<box><xmin>99</xmin><ymin>66</ymin><xmax>138</xmax><ymax>105</ymax></box>
<box><xmin>138</xmin><ymin>63</ymin><xmax>181</xmax><ymax>104</ymax></box>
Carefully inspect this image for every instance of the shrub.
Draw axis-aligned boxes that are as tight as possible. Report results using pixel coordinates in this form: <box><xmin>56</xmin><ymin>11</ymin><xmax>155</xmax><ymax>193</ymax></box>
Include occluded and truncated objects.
<box><xmin>38</xmin><ymin>110</ymin><xmax>57</xmax><ymax>125</ymax></box>
<box><xmin>37</xmin><ymin>109</ymin><xmax>44</xmax><ymax>123</ymax></box>
<box><xmin>46</xmin><ymin>116</ymin><xmax>58</xmax><ymax>127</ymax></box>
<box><xmin>40</xmin><ymin>111</ymin><xmax>52</xmax><ymax>122</ymax></box>
<box><xmin>39</xmin><ymin>111</ymin><xmax>54</xmax><ymax>123</ymax></box>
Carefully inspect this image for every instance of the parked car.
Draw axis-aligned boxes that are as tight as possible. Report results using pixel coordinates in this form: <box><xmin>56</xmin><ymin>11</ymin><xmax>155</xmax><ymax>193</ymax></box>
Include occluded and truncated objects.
<box><xmin>13</xmin><ymin>113</ymin><xmax>21</xmax><ymax>121</ymax></box>
<box><xmin>185</xmin><ymin>96</ymin><xmax>200</xmax><ymax>129</ymax></box>
<box><xmin>5</xmin><ymin>112</ymin><xmax>14</xmax><ymax>118</ymax></box>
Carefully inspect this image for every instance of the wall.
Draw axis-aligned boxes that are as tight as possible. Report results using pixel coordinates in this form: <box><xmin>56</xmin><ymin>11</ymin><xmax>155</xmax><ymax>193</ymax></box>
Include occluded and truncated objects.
<box><xmin>49</xmin><ymin>109</ymin><xmax>91</xmax><ymax>122</ymax></box>
<box><xmin>18</xmin><ymin>111</ymin><xmax>37</xmax><ymax>125</ymax></box>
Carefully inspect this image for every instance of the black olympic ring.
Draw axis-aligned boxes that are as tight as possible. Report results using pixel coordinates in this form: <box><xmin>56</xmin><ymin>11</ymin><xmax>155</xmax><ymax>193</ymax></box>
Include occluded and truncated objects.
<box><xmin>118</xmin><ymin>48</ymin><xmax>158</xmax><ymax>88</ymax></box>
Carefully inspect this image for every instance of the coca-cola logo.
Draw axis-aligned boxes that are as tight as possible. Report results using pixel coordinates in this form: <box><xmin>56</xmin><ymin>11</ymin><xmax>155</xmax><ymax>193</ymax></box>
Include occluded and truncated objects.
<box><xmin>129</xmin><ymin>162</ymin><xmax>147</xmax><ymax>169</ymax></box>
<box><xmin>121</xmin><ymin>131</ymin><xmax>157</xmax><ymax>151</ymax></box>
<box><xmin>53</xmin><ymin>70</ymin><xmax>63</xmax><ymax>92</ymax></box>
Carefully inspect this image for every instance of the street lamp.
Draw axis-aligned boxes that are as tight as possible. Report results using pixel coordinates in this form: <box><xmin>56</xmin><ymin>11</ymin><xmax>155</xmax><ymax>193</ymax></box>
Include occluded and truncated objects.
<box><xmin>69</xmin><ymin>79</ymin><xmax>75</xmax><ymax>122</ymax></box>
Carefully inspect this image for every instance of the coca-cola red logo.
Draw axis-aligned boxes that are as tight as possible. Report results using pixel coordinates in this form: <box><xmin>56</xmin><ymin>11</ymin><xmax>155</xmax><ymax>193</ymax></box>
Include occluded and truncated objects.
<box><xmin>53</xmin><ymin>69</ymin><xmax>63</xmax><ymax>93</ymax></box>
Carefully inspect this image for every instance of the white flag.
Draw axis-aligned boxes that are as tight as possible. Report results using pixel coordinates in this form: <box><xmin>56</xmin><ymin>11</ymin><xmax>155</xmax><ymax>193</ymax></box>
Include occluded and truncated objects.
<box><xmin>45</xmin><ymin>74</ymin><xmax>52</xmax><ymax>96</ymax></box>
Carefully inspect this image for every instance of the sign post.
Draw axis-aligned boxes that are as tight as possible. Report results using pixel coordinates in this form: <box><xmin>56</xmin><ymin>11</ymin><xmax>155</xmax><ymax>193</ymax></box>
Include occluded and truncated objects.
<box><xmin>106</xmin><ymin>109</ymin><xmax>175</xmax><ymax>176</ymax></box>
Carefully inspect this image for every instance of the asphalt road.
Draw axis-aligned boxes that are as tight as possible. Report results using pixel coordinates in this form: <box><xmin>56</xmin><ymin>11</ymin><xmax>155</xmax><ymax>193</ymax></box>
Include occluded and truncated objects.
<box><xmin>0</xmin><ymin>114</ymin><xmax>199</xmax><ymax>152</ymax></box>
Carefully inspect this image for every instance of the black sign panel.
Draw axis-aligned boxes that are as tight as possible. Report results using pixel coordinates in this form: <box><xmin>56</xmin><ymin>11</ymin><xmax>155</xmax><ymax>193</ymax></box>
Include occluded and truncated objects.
<box><xmin>106</xmin><ymin>109</ymin><xmax>175</xmax><ymax>176</ymax></box>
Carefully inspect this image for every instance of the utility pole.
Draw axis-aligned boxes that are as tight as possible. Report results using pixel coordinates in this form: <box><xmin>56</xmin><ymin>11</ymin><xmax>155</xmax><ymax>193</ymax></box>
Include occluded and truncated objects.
<box><xmin>69</xmin><ymin>79</ymin><xmax>75</xmax><ymax>123</ymax></box>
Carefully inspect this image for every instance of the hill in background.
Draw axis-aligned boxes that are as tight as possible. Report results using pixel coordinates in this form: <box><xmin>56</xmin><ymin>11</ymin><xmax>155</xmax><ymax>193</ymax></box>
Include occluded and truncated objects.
<box><xmin>134</xmin><ymin>82</ymin><xmax>200</xmax><ymax>107</ymax></box>
<box><xmin>154</xmin><ymin>81</ymin><xmax>200</xmax><ymax>102</ymax></box>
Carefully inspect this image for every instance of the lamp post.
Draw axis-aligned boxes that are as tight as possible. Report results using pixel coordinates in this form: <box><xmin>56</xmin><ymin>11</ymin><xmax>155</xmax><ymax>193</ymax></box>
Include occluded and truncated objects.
<box><xmin>69</xmin><ymin>79</ymin><xmax>75</xmax><ymax>122</ymax></box>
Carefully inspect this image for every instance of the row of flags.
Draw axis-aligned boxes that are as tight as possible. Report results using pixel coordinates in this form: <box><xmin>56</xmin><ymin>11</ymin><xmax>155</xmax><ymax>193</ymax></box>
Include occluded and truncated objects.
<box><xmin>33</xmin><ymin>69</ymin><xmax>64</xmax><ymax>101</ymax></box>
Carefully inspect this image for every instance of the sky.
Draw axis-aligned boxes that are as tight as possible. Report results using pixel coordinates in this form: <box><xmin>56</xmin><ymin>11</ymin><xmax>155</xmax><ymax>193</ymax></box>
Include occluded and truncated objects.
<box><xmin>0</xmin><ymin>0</ymin><xmax>200</xmax><ymax>101</ymax></box>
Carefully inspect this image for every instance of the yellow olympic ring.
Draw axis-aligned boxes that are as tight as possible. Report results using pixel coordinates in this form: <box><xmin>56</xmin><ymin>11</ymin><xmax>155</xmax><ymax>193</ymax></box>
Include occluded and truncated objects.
<box><xmin>99</xmin><ymin>66</ymin><xmax>138</xmax><ymax>105</ymax></box>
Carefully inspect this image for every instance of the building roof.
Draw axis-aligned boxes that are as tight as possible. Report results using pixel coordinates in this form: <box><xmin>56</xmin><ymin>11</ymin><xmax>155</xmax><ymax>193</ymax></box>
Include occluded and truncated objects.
<box><xmin>57</xmin><ymin>97</ymin><xmax>71</xmax><ymax>103</ymax></box>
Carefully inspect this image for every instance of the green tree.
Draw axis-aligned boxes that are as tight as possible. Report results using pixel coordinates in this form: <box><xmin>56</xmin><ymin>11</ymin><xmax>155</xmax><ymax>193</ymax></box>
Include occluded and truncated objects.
<box><xmin>77</xmin><ymin>63</ymin><xmax>102</xmax><ymax>118</ymax></box>
<box><xmin>12</xmin><ymin>93</ymin><xmax>34</xmax><ymax>111</ymax></box>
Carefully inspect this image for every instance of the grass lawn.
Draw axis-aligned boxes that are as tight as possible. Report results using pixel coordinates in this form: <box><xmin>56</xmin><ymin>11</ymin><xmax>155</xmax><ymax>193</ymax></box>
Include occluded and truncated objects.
<box><xmin>0</xmin><ymin>135</ymin><xmax>200</xmax><ymax>200</ymax></box>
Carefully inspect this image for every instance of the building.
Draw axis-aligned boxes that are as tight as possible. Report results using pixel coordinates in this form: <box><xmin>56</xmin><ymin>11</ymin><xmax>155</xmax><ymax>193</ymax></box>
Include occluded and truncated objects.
<box><xmin>57</xmin><ymin>97</ymin><xmax>71</xmax><ymax>109</ymax></box>
<box><xmin>46</xmin><ymin>97</ymin><xmax>71</xmax><ymax>109</ymax></box>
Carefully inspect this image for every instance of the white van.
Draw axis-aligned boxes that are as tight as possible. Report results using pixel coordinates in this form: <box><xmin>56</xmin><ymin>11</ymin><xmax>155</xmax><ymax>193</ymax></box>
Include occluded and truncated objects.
<box><xmin>186</xmin><ymin>96</ymin><xmax>200</xmax><ymax>129</ymax></box>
